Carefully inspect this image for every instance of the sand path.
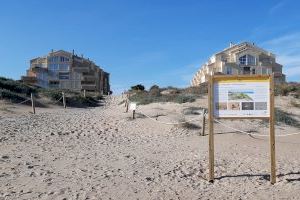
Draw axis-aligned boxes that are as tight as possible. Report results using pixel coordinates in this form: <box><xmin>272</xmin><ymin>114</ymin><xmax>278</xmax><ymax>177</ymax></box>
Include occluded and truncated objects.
<box><xmin>0</xmin><ymin>96</ymin><xmax>300</xmax><ymax>199</ymax></box>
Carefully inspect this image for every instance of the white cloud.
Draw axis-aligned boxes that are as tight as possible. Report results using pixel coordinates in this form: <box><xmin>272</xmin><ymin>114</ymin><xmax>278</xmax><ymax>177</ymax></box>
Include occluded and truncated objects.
<box><xmin>269</xmin><ymin>1</ymin><xmax>286</xmax><ymax>15</ymax></box>
<box><xmin>167</xmin><ymin>60</ymin><xmax>204</xmax><ymax>86</ymax></box>
<box><xmin>262</xmin><ymin>32</ymin><xmax>300</xmax><ymax>49</ymax></box>
<box><xmin>284</xmin><ymin>66</ymin><xmax>300</xmax><ymax>77</ymax></box>
<box><xmin>261</xmin><ymin>32</ymin><xmax>300</xmax><ymax>81</ymax></box>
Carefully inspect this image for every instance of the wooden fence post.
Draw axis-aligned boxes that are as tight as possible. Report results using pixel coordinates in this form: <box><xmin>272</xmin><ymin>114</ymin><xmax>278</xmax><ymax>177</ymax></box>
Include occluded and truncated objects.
<box><xmin>62</xmin><ymin>92</ymin><xmax>66</xmax><ymax>109</ymax></box>
<box><xmin>201</xmin><ymin>109</ymin><xmax>206</xmax><ymax>136</ymax></box>
<box><xmin>31</xmin><ymin>93</ymin><xmax>35</xmax><ymax>114</ymax></box>
<box><xmin>126</xmin><ymin>99</ymin><xmax>129</xmax><ymax>113</ymax></box>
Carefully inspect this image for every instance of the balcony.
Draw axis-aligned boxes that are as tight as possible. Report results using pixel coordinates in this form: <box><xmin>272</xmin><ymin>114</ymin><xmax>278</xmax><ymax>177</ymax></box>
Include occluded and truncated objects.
<box><xmin>72</xmin><ymin>66</ymin><xmax>90</xmax><ymax>73</ymax></box>
<box><xmin>81</xmin><ymin>84</ymin><xmax>97</xmax><ymax>91</ymax></box>
<box><xmin>21</xmin><ymin>76</ymin><xmax>37</xmax><ymax>83</ymax></box>
<box><xmin>273</xmin><ymin>72</ymin><xmax>284</xmax><ymax>77</ymax></box>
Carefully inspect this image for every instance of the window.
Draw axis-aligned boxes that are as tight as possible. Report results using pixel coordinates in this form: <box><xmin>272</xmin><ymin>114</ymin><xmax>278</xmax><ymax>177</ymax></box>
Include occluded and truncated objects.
<box><xmin>59</xmin><ymin>64</ymin><xmax>69</xmax><ymax>71</ymax></box>
<box><xmin>239</xmin><ymin>54</ymin><xmax>256</xmax><ymax>65</ymax></box>
<box><xmin>48</xmin><ymin>56</ymin><xmax>59</xmax><ymax>62</ymax></box>
<box><xmin>226</xmin><ymin>66</ymin><xmax>232</xmax><ymax>74</ymax></box>
<box><xmin>59</xmin><ymin>56</ymin><xmax>70</xmax><ymax>62</ymax></box>
<box><xmin>248</xmin><ymin>55</ymin><xmax>256</xmax><ymax>65</ymax></box>
<box><xmin>49</xmin><ymin>63</ymin><xmax>59</xmax><ymax>71</ymax></box>
<box><xmin>239</xmin><ymin>55</ymin><xmax>247</xmax><ymax>65</ymax></box>
<box><xmin>59</xmin><ymin>72</ymin><xmax>69</xmax><ymax>80</ymax></box>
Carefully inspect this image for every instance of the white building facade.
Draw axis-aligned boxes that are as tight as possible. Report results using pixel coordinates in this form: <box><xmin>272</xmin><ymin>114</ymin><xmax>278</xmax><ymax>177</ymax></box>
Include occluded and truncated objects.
<box><xmin>191</xmin><ymin>42</ymin><xmax>286</xmax><ymax>86</ymax></box>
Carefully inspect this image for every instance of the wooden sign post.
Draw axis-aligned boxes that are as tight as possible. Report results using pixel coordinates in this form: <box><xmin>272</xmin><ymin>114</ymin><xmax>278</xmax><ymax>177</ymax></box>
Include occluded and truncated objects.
<box><xmin>208</xmin><ymin>74</ymin><xmax>276</xmax><ymax>184</ymax></box>
<box><xmin>129</xmin><ymin>102</ymin><xmax>137</xmax><ymax>119</ymax></box>
<box><xmin>269</xmin><ymin>75</ymin><xmax>276</xmax><ymax>184</ymax></box>
<box><xmin>208</xmin><ymin>76</ymin><xmax>214</xmax><ymax>181</ymax></box>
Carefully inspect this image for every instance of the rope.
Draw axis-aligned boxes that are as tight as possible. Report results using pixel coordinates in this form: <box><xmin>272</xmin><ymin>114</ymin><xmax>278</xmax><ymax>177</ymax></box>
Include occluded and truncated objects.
<box><xmin>53</xmin><ymin>96</ymin><xmax>63</xmax><ymax>104</ymax></box>
<box><xmin>16</xmin><ymin>99</ymin><xmax>31</xmax><ymax>105</ymax></box>
<box><xmin>214</xmin><ymin>119</ymin><xmax>300</xmax><ymax>137</ymax></box>
<box><xmin>136</xmin><ymin>111</ymin><xmax>201</xmax><ymax>125</ymax></box>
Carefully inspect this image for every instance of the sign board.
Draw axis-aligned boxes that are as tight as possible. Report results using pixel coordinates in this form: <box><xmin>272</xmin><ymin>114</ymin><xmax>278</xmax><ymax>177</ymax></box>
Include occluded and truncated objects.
<box><xmin>213</xmin><ymin>76</ymin><xmax>270</xmax><ymax>118</ymax></box>
<box><xmin>207</xmin><ymin>75</ymin><xmax>276</xmax><ymax>184</ymax></box>
<box><xmin>129</xmin><ymin>102</ymin><xmax>137</xmax><ymax>111</ymax></box>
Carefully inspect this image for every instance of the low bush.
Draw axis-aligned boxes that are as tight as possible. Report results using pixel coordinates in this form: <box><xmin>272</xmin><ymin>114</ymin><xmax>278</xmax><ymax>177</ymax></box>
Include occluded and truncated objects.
<box><xmin>0</xmin><ymin>89</ymin><xmax>26</xmax><ymax>103</ymax></box>
<box><xmin>183</xmin><ymin>84</ymin><xmax>208</xmax><ymax>95</ymax></box>
<box><xmin>149</xmin><ymin>85</ymin><xmax>161</xmax><ymax>97</ymax></box>
<box><xmin>275</xmin><ymin>83</ymin><xmax>300</xmax><ymax>96</ymax></box>
<box><xmin>275</xmin><ymin>108</ymin><xmax>300</xmax><ymax>128</ymax></box>
<box><xmin>131</xmin><ymin>84</ymin><xmax>145</xmax><ymax>91</ymax></box>
<box><xmin>129</xmin><ymin>91</ymin><xmax>197</xmax><ymax>105</ymax></box>
<box><xmin>39</xmin><ymin>89</ymin><xmax>63</xmax><ymax>101</ymax></box>
<box><xmin>0</xmin><ymin>77</ymin><xmax>36</xmax><ymax>96</ymax></box>
<box><xmin>290</xmin><ymin>100</ymin><xmax>300</xmax><ymax>108</ymax></box>
<box><xmin>93</xmin><ymin>94</ymin><xmax>104</xmax><ymax>100</ymax></box>
<box><xmin>66</xmin><ymin>96</ymin><xmax>98</xmax><ymax>108</ymax></box>
<box><xmin>173</xmin><ymin>94</ymin><xmax>196</xmax><ymax>104</ymax></box>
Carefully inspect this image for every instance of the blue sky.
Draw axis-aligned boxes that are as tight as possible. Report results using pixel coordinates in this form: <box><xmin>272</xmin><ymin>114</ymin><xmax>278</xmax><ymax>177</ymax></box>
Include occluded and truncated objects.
<box><xmin>0</xmin><ymin>0</ymin><xmax>299</xmax><ymax>93</ymax></box>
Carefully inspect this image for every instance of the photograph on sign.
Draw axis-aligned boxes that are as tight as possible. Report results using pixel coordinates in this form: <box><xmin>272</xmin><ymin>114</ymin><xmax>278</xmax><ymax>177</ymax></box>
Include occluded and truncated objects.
<box><xmin>129</xmin><ymin>102</ymin><xmax>137</xmax><ymax>111</ymax></box>
<box><xmin>213</xmin><ymin>78</ymin><xmax>270</xmax><ymax>118</ymax></box>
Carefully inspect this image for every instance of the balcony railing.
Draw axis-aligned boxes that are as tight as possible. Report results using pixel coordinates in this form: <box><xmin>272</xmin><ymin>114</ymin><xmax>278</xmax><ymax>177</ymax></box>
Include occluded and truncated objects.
<box><xmin>21</xmin><ymin>76</ymin><xmax>37</xmax><ymax>82</ymax></box>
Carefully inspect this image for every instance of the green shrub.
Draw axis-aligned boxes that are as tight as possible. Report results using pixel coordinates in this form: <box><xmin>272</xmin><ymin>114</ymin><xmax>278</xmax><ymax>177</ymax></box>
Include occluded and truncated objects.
<box><xmin>131</xmin><ymin>84</ymin><xmax>145</xmax><ymax>91</ymax></box>
<box><xmin>291</xmin><ymin>100</ymin><xmax>300</xmax><ymax>108</ymax></box>
<box><xmin>183</xmin><ymin>84</ymin><xmax>208</xmax><ymax>95</ymax></box>
<box><xmin>149</xmin><ymin>85</ymin><xmax>160</xmax><ymax>97</ymax></box>
<box><xmin>275</xmin><ymin>108</ymin><xmax>300</xmax><ymax>128</ymax></box>
<box><xmin>0</xmin><ymin>77</ymin><xmax>36</xmax><ymax>96</ymax></box>
<box><xmin>129</xmin><ymin>91</ymin><xmax>197</xmax><ymax>105</ymax></box>
<box><xmin>66</xmin><ymin>96</ymin><xmax>98</xmax><ymax>107</ymax></box>
<box><xmin>39</xmin><ymin>89</ymin><xmax>63</xmax><ymax>101</ymax></box>
<box><xmin>275</xmin><ymin>83</ymin><xmax>300</xmax><ymax>96</ymax></box>
<box><xmin>173</xmin><ymin>94</ymin><xmax>196</xmax><ymax>103</ymax></box>
<box><xmin>94</xmin><ymin>94</ymin><xmax>104</xmax><ymax>100</ymax></box>
<box><xmin>0</xmin><ymin>89</ymin><xmax>26</xmax><ymax>103</ymax></box>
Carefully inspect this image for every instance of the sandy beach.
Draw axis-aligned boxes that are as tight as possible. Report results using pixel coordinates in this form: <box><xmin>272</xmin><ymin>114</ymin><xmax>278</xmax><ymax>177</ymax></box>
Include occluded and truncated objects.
<box><xmin>1</xmin><ymin>95</ymin><xmax>300</xmax><ymax>199</ymax></box>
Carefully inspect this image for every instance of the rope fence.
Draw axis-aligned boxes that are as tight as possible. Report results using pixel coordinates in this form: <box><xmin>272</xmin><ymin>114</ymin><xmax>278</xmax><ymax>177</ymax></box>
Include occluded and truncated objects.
<box><xmin>214</xmin><ymin>118</ymin><xmax>300</xmax><ymax>137</ymax></box>
<box><xmin>5</xmin><ymin>92</ymin><xmax>67</xmax><ymax>114</ymax></box>
<box><xmin>136</xmin><ymin>111</ymin><xmax>202</xmax><ymax>125</ymax></box>
<box><xmin>52</xmin><ymin>96</ymin><xmax>63</xmax><ymax>104</ymax></box>
<box><xmin>16</xmin><ymin>99</ymin><xmax>31</xmax><ymax>105</ymax></box>
<box><xmin>123</xmin><ymin>95</ymin><xmax>300</xmax><ymax>138</ymax></box>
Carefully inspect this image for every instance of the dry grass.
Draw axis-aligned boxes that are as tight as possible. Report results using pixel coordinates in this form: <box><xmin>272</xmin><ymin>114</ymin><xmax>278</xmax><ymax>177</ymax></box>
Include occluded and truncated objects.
<box><xmin>291</xmin><ymin>100</ymin><xmax>300</xmax><ymax>108</ymax></box>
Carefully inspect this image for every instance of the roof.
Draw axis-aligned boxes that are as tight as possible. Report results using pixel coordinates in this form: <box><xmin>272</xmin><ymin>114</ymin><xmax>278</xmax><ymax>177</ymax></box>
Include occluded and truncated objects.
<box><xmin>215</xmin><ymin>42</ymin><xmax>274</xmax><ymax>57</ymax></box>
<box><xmin>49</xmin><ymin>50</ymin><xmax>72</xmax><ymax>56</ymax></box>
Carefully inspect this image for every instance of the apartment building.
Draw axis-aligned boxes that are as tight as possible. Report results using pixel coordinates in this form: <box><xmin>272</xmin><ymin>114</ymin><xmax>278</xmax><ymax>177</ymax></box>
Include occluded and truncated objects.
<box><xmin>191</xmin><ymin>42</ymin><xmax>286</xmax><ymax>86</ymax></box>
<box><xmin>22</xmin><ymin>50</ymin><xmax>110</xmax><ymax>94</ymax></box>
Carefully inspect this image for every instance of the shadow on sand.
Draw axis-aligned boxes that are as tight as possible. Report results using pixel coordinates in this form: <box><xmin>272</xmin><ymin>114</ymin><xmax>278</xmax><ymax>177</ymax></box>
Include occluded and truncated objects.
<box><xmin>214</xmin><ymin>171</ymin><xmax>300</xmax><ymax>182</ymax></box>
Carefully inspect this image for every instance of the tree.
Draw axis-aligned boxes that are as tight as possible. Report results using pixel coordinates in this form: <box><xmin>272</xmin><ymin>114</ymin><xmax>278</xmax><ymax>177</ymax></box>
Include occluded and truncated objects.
<box><xmin>131</xmin><ymin>84</ymin><xmax>145</xmax><ymax>91</ymax></box>
<box><xmin>149</xmin><ymin>85</ymin><xmax>160</xmax><ymax>96</ymax></box>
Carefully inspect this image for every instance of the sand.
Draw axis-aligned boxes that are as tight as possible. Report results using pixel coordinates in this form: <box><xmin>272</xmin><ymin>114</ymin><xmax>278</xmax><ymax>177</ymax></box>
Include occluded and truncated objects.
<box><xmin>0</xmin><ymin>95</ymin><xmax>300</xmax><ymax>199</ymax></box>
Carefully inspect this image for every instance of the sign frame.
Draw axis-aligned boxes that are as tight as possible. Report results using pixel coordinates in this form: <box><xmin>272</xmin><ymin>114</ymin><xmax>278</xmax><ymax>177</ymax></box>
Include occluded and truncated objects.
<box><xmin>129</xmin><ymin>102</ymin><xmax>137</xmax><ymax>111</ymax></box>
<box><xmin>207</xmin><ymin>74</ymin><xmax>276</xmax><ymax>184</ymax></box>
